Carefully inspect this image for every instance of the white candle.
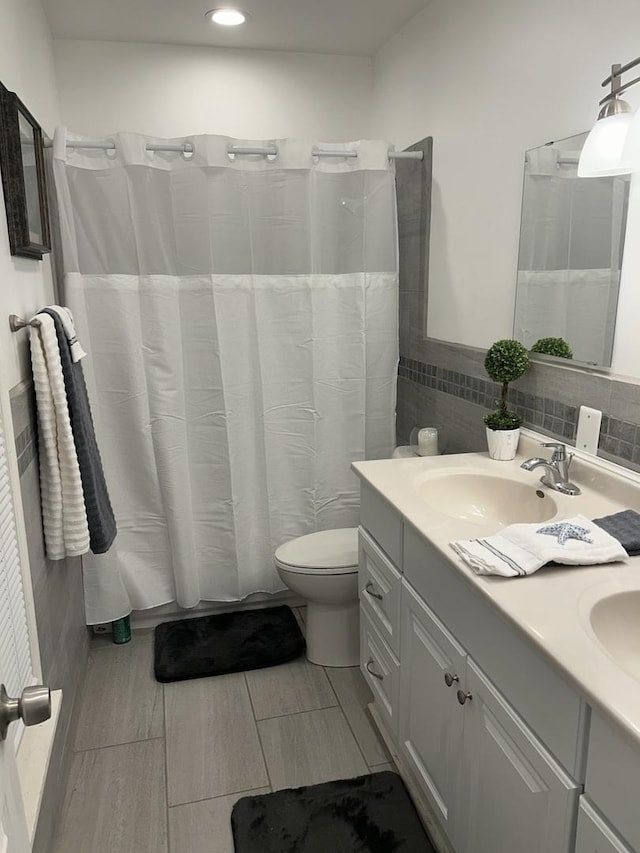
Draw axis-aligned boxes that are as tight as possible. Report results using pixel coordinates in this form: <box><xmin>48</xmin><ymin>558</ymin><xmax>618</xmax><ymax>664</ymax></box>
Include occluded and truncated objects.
<box><xmin>417</xmin><ymin>427</ymin><xmax>439</xmax><ymax>456</ymax></box>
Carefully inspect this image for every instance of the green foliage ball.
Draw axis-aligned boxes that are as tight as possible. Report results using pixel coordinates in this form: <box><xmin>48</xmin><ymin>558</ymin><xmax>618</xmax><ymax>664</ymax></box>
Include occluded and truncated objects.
<box><xmin>483</xmin><ymin>409</ymin><xmax>523</xmax><ymax>430</ymax></box>
<box><xmin>530</xmin><ymin>337</ymin><xmax>573</xmax><ymax>359</ymax></box>
<box><xmin>484</xmin><ymin>339</ymin><xmax>530</xmax><ymax>384</ymax></box>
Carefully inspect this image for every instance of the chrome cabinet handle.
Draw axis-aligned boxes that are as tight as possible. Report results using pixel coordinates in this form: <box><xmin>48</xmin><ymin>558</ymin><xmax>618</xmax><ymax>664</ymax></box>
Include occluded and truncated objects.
<box><xmin>365</xmin><ymin>582</ymin><xmax>383</xmax><ymax>601</ymax></box>
<box><xmin>366</xmin><ymin>659</ymin><xmax>384</xmax><ymax>680</ymax></box>
<box><xmin>456</xmin><ymin>689</ymin><xmax>472</xmax><ymax>706</ymax></box>
<box><xmin>0</xmin><ymin>683</ymin><xmax>51</xmax><ymax>740</ymax></box>
<box><xmin>444</xmin><ymin>672</ymin><xmax>459</xmax><ymax>687</ymax></box>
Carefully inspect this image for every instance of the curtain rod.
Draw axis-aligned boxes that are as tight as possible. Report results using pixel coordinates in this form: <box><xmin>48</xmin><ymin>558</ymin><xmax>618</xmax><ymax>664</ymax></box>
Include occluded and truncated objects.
<box><xmin>43</xmin><ymin>139</ymin><xmax>423</xmax><ymax>161</ymax></box>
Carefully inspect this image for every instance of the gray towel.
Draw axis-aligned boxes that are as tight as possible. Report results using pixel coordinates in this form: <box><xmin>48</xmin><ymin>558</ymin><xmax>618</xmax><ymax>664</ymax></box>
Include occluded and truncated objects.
<box><xmin>592</xmin><ymin>509</ymin><xmax>640</xmax><ymax>556</ymax></box>
<box><xmin>42</xmin><ymin>309</ymin><xmax>116</xmax><ymax>554</ymax></box>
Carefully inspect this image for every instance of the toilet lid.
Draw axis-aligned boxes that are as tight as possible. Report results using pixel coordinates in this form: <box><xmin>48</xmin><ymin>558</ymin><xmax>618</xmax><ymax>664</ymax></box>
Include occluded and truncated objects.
<box><xmin>274</xmin><ymin>528</ymin><xmax>359</xmax><ymax>572</ymax></box>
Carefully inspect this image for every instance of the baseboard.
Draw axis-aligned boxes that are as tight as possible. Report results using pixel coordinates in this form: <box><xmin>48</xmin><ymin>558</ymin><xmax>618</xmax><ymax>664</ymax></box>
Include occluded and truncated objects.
<box><xmin>367</xmin><ymin>703</ymin><xmax>456</xmax><ymax>853</ymax></box>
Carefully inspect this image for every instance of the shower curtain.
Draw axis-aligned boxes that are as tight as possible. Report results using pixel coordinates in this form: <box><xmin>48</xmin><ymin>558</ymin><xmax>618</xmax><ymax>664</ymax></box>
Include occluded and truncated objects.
<box><xmin>52</xmin><ymin>130</ymin><xmax>399</xmax><ymax>624</ymax></box>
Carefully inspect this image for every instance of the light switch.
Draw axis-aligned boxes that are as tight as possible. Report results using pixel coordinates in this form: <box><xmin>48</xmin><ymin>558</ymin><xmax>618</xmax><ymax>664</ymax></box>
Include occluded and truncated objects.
<box><xmin>575</xmin><ymin>406</ymin><xmax>602</xmax><ymax>455</ymax></box>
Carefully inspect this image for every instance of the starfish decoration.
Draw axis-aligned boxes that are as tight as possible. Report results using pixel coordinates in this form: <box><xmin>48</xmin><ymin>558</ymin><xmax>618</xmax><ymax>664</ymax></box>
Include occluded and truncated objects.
<box><xmin>536</xmin><ymin>522</ymin><xmax>594</xmax><ymax>546</ymax></box>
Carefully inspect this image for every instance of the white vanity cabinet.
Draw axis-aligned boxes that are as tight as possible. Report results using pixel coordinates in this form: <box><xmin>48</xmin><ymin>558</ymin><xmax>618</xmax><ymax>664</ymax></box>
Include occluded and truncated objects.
<box><xmin>357</xmin><ymin>482</ymin><xmax>586</xmax><ymax>853</ymax></box>
<box><xmin>399</xmin><ymin>579</ymin><xmax>580</xmax><ymax>853</ymax></box>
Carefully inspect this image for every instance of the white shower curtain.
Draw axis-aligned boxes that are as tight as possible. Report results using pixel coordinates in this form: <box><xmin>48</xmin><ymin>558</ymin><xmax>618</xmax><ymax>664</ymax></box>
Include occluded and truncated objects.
<box><xmin>52</xmin><ymin>130</ymin><xmax>399</xmax><ymax>624</ymax></box>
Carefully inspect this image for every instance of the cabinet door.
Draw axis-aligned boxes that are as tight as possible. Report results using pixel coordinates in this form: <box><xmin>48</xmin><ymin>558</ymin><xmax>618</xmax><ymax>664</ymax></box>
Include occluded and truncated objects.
<box><xmin>575</xmin><ymin>799</ymin><xmax>633</xmax><ymax>853</ymax></box>
<box><xmin>399</xmin><ymin>581</ymin><xmax>466</xmax><ymax>844</ymax></box>
<box><xmin>461</xmin><ymin>659</ymin><xmax>580</xmax><ymax>853</ymax></box>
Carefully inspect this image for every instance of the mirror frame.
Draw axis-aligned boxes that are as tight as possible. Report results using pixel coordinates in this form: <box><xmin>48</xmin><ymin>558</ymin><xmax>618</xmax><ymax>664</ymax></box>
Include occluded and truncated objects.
<box><xmin>0</xmin><ymin>81</ymin><xmax>50</xmax><ymax>260</ymax></box>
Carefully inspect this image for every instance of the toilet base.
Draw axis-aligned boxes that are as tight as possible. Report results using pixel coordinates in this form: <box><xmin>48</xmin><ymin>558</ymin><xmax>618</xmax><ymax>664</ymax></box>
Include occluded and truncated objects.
<box><xmin>305</xmin><ymin>600</ymin><xmax>360</xmax><ymax>667</ymax></box>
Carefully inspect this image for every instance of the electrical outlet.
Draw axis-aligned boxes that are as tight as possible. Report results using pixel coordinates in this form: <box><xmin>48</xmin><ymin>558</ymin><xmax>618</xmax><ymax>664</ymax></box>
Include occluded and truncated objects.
<box><xmin>575</xmin><ymin>406</ymin><xmax>602</xmax><ymax>455</ymax></box>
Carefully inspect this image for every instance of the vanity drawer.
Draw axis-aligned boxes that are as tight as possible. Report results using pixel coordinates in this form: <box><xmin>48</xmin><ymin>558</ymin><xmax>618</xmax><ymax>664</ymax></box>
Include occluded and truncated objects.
<box><xmin>359</xmin><ymin>527</ymin><xmax>402</xmax><ymax>656</ymax></box>
<box><xmin>360</xmin><ymin>608</ymin><xmax>400</xmax><ymax>737</ymax></box>
<box><xmin>360</xmin><ymin>483</ymin><xmax>403</xmax><ymax>568</ymax></box>
<box><xmin>585</xmin><ymin>710</ymin><xmax>640</xmax><ymax>852</ymax></box>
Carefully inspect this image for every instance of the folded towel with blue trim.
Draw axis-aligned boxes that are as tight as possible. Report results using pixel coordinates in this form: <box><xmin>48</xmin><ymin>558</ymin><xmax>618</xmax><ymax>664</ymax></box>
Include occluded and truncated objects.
<box><xmin>592</xmin><ymin>509</ymin><xmax>640</xmax><ymax>556</ymax></box>
<box><xmin>450</xmin><ymin>514</ymin><xmax>627</xmax><ymax>577</ymax></box>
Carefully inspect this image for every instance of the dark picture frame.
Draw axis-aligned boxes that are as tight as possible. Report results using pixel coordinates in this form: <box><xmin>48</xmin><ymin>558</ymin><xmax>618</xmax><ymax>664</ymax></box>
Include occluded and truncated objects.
<box><xmin>0</xmin><ymin>82</ymin><xmax>50</xmax><ymax>259</ymax></box>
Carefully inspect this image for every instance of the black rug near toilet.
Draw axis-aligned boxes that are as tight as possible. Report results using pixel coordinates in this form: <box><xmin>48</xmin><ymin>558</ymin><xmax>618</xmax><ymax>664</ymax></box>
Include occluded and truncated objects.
<box><xmin>153</xmin><ymin>605</ymin><xmax>305</xmax><ymax>683</ymax></box>
<box><xmin>231</xmin><ymin>771</ymin><xmax>437</xmax><ymax>853</ymax></box>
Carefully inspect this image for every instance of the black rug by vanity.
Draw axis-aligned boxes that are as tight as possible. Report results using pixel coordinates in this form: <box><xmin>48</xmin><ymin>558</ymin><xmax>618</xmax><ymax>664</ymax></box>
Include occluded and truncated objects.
<box><xmin>154</xmin><ymin>605</ymin><xmax>305</xmax><ymax>683</ymax></box>
<box><xmin>231</xmin><ymin>771</ymin><xmax>437</xmax><ymax>853</ymax></box>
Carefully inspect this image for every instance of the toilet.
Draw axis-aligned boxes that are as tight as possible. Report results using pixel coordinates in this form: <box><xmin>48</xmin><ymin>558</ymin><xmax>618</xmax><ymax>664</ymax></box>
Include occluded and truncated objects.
<box><xmin>274</xmin><ymin>528</ymin><xmax>359</xmax><ymax>667</ymax></box>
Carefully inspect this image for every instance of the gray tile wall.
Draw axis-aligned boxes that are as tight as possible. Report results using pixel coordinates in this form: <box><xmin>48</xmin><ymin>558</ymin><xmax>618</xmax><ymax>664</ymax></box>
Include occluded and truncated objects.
<box><xmin>395</xmin><ymin>141</ymin><xmax>640</xmax><ymax>471</ymax></box>
<box><xmin>9</xmin><ymin>380</ymin><xmax>89</xmax><ymax>853</ymax></box>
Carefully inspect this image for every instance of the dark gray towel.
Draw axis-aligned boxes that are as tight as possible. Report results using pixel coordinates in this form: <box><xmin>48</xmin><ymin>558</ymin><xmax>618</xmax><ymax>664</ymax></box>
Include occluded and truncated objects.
<box><xmin>42</xmin><ymin>309</ymin><xmax>116</xmax><ymax>554</ymax></box>
<box><xmin>592</xmin><ymin>509</ymin><xmax>640</xmax><ymax>556</ymax></box>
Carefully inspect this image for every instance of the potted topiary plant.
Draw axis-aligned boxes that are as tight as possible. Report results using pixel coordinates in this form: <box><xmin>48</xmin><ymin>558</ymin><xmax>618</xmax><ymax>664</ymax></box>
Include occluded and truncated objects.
<box><xmin>530</xmin><ymin>337</ymin><xmax>573</xmax><ymax>359</ymax></box>
<box><xmin>483</xmin><ymin>339</ymin><xmax>530</xmax><ymax>460</ymax></box>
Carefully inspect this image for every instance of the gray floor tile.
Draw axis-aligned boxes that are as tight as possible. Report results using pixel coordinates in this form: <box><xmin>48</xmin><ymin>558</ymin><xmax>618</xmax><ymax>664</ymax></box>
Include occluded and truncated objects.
<box><xmin>246</xmin><ymin>658</ymin><xmax>338</xmax><ymax>719</ymax></box>
<box><xmin>369</xmin><ymin>761</ymin><xmax>397</xmax><ymax>774</ymax></box>
<box><xmin>74</xmin><ymin>641</ymin><xmax>164</xmax><ymax>750</ymax></box>
<box><xmin>165</xmin><ymin>673</ymin><xmax>268</xmax><ymax>806</ymax></box>
<box><xmin>54</xmin><ymin>739</ymin><xmax>167</xmax><ymax>853</ymax></box>
<box><xmin>326</xmin><ymin>666</ymin><xmax>392</xmax><ymax>766</ymax></box>
<box><xmin>168</xmin><ymin>788</ymin><xmax>270</xmax><ymax>853</ymax></box>
<box><xmin>258</xmin><ymin>706</ymin><xmax>368</xmax><ymax>790</ymax></box>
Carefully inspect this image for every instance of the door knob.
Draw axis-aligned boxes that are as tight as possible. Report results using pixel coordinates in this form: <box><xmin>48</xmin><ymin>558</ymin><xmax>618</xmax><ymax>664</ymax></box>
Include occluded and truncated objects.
<box><xmin>0</xmin><ymin>684</ymin><xmax>51</xmax><ymax>740</ymax></box>
<box><xmin>444</xmin><ymin>672</ymin><xmax>459</xmax><ymax>687</ymax></box>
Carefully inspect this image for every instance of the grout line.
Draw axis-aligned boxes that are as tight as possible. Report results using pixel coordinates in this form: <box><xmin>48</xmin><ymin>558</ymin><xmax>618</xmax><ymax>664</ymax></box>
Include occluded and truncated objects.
<box><xmin>322</xmin><ymin>669</ymin><xmax>372</xmax><ymax>773</ymax></box>
<box><xmin>244</xmin><ymin>672</ymin><xmax>273</xmax><ymax>793</ymax></box>
<box><xmin>167</xmin><ymin>784</ymin><xmax>272</xmax><ymax>811</ymax></box>
<box><xmin>72</xmin><ymin>735</ymin><xmax>165</xmax><ymax>755</ymax></box>
<box><xmin>253</xmin><ymin>699</ymin><xmax>340</xmax><ymax>723</ymax></box>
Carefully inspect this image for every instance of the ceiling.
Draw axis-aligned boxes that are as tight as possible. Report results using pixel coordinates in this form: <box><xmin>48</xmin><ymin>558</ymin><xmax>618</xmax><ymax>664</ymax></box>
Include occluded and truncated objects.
<box><xmin>41</xmin><ymin>0</ymin><xmax>430</xmax><ymax>57</ymax></box>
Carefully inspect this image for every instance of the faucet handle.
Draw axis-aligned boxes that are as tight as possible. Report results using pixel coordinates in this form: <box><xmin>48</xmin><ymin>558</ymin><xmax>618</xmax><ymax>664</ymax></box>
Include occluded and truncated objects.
<box><xmin>541</xmin><ymin>441</ymin><xmax>566</xmax><ymax>462</ymax></box>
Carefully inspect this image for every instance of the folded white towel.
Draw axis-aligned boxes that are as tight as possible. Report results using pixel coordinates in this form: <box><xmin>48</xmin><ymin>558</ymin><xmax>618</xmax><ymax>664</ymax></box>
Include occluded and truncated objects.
<box><xmin>450</xmin><ymin>515</ymin><xmax>627</xmax><ymax>577</ymax></box>
<box><xmin>47</xmin><ymin>304</ymin><xmax>87</xmax><ymax>362</ymax></box>
<box><xmin>29</xmin><ymin>313</ymin><xmax>90</xmax><ymax>560</ymax></box>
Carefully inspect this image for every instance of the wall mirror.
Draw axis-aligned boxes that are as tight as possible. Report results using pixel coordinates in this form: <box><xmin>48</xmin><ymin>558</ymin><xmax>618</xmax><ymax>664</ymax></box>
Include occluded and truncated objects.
<box><xmin>513</xmin><ymin>132</ymin><xmax>629</xmax><ymax>368</ymax></box>
<box><xmin>0</xmin><ymin>81</ymin><xmax>50</xmax><ymax>259</ymax></box>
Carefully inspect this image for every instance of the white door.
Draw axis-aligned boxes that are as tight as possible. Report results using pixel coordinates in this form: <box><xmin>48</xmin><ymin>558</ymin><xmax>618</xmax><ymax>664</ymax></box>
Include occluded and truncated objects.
<box><xmin>461</xmin><ymin>659</ymin><xmax>580</xmax><ymax>853</ymax></box>
<box><xmin>398</xmin><ymin>581</ymin><xmax>466</xmax><ymax>845</ymax></box>
<box><xmin>0</xmin><ymin>408</ymin><xmax>41</xmax><ymax>850</ymax></box>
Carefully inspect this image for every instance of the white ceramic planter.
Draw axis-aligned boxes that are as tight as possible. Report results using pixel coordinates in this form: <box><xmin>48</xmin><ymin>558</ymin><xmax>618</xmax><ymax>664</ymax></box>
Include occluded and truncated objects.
<box><xmin>486</xmin><ymin>427</ymin><xmax>520</xmax><ymax>461</ymax></box>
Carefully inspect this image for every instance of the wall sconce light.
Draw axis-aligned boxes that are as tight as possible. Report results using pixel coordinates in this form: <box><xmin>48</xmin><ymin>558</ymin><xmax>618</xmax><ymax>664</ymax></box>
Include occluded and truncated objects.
<box><xmin>578</xmin><ymin>59</ymin><xmax>640</xmax><ymax>177</ymax></box>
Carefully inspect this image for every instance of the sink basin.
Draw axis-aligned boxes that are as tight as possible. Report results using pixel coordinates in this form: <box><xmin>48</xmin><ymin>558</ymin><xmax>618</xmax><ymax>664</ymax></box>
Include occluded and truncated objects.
<box><xmin>589</xmin><ymin>592</ymin><xmax>640</xmax><ymax>681</ymax></box>
<box><xmin>416</xmin><ymin>472</ymin><xmax>557</xmax><ymax>525</ymax></box>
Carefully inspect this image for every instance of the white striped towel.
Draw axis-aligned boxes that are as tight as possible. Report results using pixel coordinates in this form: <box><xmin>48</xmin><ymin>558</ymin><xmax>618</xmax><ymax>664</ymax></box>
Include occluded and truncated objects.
<box><xmin>29</xmin><ymin>313</ymin><xmax>90</xmax><ymax>559</ymax></box>
<box><xmin>450</xmin><ymin>514</ymin><xmax>627</xmax><ymax>577</ymax></box>
<box><xmin>47</xmin><ymin>304</ymin><xmax>87</xmax><ymax>362</ymax></box>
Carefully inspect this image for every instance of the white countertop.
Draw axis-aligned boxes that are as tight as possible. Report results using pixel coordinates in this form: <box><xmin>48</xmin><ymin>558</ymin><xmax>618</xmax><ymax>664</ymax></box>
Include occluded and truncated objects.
<box><xmin>352</xmin><ymin>431</ymin><xmax>640</xmax><ymax>744</ymax></box>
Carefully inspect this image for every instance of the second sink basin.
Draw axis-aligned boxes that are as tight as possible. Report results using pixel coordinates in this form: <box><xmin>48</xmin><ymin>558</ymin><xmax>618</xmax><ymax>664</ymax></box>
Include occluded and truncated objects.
<box><xmin>416</xmin><ymin>472</ymin><xmax>557</xmax><ymax>525</ymax></box>
<box><xmin>589</xmin><ymin>591</ymin><xmax>640</xmax><ymax>682</ymax></box>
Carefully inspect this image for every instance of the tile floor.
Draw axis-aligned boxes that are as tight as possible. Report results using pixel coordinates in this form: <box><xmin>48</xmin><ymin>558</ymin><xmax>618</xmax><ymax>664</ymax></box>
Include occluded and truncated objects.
<box><xmin>53</xmin><ymin>607</ymin><xmax>394</xmax><ymax>853</ymax></box>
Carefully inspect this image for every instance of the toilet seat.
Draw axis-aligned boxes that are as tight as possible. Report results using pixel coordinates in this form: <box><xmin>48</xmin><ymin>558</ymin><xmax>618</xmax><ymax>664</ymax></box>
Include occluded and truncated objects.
<box><xmin>274</xmin><ymin>528</ymin><xmax>358</xmax><ymax>575</ymax></box>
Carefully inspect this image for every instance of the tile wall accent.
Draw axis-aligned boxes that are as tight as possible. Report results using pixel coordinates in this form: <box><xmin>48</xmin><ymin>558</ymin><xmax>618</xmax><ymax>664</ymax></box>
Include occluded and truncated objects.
<box><xmin>395</xmin><ymin>139</ymin><xmax>640</xmax><ymax>472</ymax></box>
<box><xmin>9</xmin><ymin>380</ymin><xmax>89</xmax><ymax>853</ymax></box>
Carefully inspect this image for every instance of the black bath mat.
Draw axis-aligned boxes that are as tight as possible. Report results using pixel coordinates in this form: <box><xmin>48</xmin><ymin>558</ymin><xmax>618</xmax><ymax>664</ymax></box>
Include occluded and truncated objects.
<box><xmin>154</xmin><ymin>605</ymin><xmax>305</xmax><ymax>683</ymax></box>
<box><xmin>231</xmin><ymin>771</ymin><xmax>437</xmax><ymax>853</ymax></box>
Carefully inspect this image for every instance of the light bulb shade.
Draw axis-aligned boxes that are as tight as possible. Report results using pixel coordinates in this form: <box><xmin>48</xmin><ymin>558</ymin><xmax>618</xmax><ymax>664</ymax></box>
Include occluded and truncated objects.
<box><xmin>621</xmin><ymin>109</ymin><xmax>640</xmax><ymax>171</ymax></box>
<box><xmin>208</xmin><ymin>8</ymin><xmax>246</xmax><ymax>25</ymax></box>
<box><xmin>578</xmin><ymin>112</ymin><xmax>633</xmax><ymax>177</ymax></box>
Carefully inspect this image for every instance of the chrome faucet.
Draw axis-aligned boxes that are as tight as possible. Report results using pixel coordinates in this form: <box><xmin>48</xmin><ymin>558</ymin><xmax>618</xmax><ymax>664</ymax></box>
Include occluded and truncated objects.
<box><xmin>520</xmin><ymin>442</ymin><xmax>581</xmax><ymax>496</ymax></box>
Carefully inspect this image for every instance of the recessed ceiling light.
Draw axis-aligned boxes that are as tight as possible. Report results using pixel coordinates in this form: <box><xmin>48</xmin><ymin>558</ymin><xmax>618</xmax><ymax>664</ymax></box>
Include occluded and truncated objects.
<box><xmin>206</xmin><ymin>8</ymin><xmax>247</xmax><ymax>26</ymax></box>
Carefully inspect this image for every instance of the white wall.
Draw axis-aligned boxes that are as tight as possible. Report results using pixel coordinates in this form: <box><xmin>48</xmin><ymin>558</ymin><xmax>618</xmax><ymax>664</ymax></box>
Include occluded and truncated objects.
<box><xmin>371</xmin><ymin>0</ymin><xmax>640</xmax><ymax>350</ymax></box>
<box><xmin>53</xmin><ymin>40</ymin><xmax>372</xmax><ymax>141</ymax></box>
<box><xmin>0</xmin><ymin>0</ymin><xmax>59</xmax><ymax>393</ymax></box>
